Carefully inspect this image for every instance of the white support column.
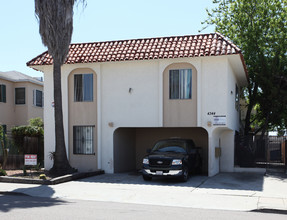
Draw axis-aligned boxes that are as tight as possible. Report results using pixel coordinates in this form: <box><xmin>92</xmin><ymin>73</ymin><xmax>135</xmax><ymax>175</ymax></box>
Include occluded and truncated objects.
<box><xmin>197</xmin><ymin>59</ymin><xmax>202</xmax><ymax>127</ymax></box>
<box><xmin>96</xmin><ymin>65</ymin><xmax>102</xmax><ymax>170</ymax></box>
<box><xmin>158</xmin><ymin>61</ymin><xmax>163</xmax><ymax>127</ymax></box>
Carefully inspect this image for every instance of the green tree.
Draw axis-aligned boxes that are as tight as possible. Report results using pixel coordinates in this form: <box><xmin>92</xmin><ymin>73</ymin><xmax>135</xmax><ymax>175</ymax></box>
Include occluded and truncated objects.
<box><xmin>203</xmin><ymin>0</ymin><xmax>287</xmax><ymax>136</ymax></box>
<box><xmin>35</xmin><ymin>0</ymin><xmax>85</xmax><ymax>175</ymax></box>
<box><xmin>0</xmin><ymin>125</ymin><xmax>5</xmax><ymax>154</ymax></box>
<box><xmin>0</xmin><ymin>125</ymin><xmax>8</xmax><ymax>168</ymax></box>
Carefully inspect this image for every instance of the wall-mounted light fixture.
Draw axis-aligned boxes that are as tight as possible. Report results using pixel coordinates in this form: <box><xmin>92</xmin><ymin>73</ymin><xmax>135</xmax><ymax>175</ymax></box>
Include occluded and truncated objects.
<box><xmin>129</xmin><ymin>88</ymin><xmax>133</xmax><ymax>93</ymax></box>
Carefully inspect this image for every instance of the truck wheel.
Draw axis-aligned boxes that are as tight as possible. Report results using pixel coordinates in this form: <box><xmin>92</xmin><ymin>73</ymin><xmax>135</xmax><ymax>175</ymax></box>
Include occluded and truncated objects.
<box><xmin>181</xmin><ymin>166</ymin><xmax>189</xmax><ymax>182</ymax></box>
<box><xmin>143</xmin><ymin>175</ymin><xmax>152</xmax><ymax>181</ymax></box>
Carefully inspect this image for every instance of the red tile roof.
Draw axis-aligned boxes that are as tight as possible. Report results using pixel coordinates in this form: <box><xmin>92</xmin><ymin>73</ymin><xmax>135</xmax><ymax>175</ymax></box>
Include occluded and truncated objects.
<box><xmin>27</xmin><ymin>33</ymin><xmax>242</xmax><ymax>66</ymax></box>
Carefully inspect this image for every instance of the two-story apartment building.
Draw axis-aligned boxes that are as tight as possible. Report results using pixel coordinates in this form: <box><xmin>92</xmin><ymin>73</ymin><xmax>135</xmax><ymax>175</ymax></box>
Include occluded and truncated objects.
<box><xmin>0</xmin><ymin>71</ymin><xmax>44</xmax><ymax>136</ymax></box>
<box><xmin>27</xmin><ymin>33</ymin><xmax>248</xmax><ymax>176</ymax></box>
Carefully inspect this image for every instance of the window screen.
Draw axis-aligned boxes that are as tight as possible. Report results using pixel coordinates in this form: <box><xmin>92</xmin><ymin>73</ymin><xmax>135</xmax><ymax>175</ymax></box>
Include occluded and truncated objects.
<box><xmin>74</xmin><ymin>74</ymin><xmax>93</xmax><ymax>102</ymax></box>
<box><xmin>169</xmin><ymin>69</ymin><xmax>192</xmax><ymax>99</ymax></box>
<box><xmin>15</xmin><ymin>88</ymin><xmax>25</xmax><ymax>104</ymax></box>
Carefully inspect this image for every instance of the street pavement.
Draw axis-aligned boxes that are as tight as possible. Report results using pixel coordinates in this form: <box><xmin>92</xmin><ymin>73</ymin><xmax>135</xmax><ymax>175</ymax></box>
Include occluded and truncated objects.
<box><xmin>1</xmin><ymin>195</ymin><xmax>287</xmax><ymax>220</ymax></box>
<box><xmin>1</xmin><ymin>172</ymin><xmax>287</xmax><ymax>213</ymax></box>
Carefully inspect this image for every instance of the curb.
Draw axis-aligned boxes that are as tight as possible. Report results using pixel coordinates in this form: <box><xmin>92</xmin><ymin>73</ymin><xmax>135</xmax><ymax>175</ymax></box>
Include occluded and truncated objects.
<box><xmin>0</xmin><ymin>191</ymin><xmax>31</xmax><ymax>196</ymax></box>
<box><xmin>0</xmin><ymin>169</ymin><xmax>104</xmax><ymax>185</ymax></box>
<box><xmin>251</xmin><ymin>208</ymin><xmax>287</xmax><ymax>215</ymax></box>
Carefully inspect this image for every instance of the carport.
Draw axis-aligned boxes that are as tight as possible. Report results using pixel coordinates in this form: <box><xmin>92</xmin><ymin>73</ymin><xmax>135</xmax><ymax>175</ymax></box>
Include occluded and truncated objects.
<box><xmin>113</xmin><ymin>127</ymin><xmax>208</xmax><ymax>175</ymax></box>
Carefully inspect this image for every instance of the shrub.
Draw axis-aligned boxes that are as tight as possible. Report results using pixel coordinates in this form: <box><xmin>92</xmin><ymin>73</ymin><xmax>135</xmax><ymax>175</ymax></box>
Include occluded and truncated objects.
<box><xmin>48</xmin><ymin>151</ymin><xmax>55</xmax><ymax>161</ymax></box>
<box><xmin>11</xmin><ymin>117</ymin><xmax>44</xmax><ymax>155</ymax></box>
<box><xmin>0</xmin><ymin>169</ymin><xmax>7</xmax><ymax>176</ymax></box>
<box><xmin>29</xmin><ymin>117</ymin><xmax>44</xmax><ymax>128</ymax></box>
<box><xmin>12</xmin><ymin>125</ymin><xmax>43</xmax><ymax>137</ymax></box>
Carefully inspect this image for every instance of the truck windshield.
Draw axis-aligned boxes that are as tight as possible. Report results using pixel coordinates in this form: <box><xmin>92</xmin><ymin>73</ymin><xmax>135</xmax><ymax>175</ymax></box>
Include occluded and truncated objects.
<box><xmin>152</xmin><ymin>141</ymin><xmax>186</xmax><ymax>153</ymax></box>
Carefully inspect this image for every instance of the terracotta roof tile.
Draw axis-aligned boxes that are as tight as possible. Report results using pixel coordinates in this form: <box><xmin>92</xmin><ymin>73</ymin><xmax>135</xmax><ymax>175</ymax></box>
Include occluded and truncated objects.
<box><xmin>27</xmin><ymin>33</ymin><xmax>242</xmax><ymax>66</ymax></box>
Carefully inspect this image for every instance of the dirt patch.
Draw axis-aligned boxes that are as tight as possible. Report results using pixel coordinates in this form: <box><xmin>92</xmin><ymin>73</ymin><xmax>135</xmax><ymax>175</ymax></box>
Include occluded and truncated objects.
<box><xmin>5</xmin><ymin>169</ymin><xmax>56</xmax><ymax>180</ymax></box>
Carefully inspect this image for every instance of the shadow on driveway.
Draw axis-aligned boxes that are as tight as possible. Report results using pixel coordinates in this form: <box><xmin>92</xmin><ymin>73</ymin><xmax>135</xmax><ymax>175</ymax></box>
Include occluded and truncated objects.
<box><xmin>200</xmin><ymin>173</ymin><xmax>264</xmax><ymax>191</ymax></box>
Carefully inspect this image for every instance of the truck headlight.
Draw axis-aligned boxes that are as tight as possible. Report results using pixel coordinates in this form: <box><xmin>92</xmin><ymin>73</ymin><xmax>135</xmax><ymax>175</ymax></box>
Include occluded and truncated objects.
<box><xmin>143</xmin><ymin>158</ymin><xmax>149</xmax><ymax>165</ymax></box>
<box><xmin>172</xmin><ymin>159</ymin><xmax>182</xmax><ymax>165</ymax></box>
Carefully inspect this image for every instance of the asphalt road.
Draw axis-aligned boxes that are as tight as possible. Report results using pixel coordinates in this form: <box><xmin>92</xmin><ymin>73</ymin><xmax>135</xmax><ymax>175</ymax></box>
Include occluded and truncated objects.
<box><xmin>0</xmin><ymin>194</ymin><xmax>286</xmax><ymax>220</ymax></box>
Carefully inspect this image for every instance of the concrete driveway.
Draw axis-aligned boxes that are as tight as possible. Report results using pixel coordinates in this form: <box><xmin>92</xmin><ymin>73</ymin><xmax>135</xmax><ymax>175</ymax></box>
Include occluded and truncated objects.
<box><xmin>2</xmin><ymin>172</ymin><xmax>287</xmax><ymax>212</ymax></box>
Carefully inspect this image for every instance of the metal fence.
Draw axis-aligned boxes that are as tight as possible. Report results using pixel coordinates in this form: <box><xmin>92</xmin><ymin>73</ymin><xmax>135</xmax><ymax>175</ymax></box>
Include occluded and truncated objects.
<box><xmin>235</xmin><ymin>134</ymin><xmax>286</xmax><ymax>169</ymax></box>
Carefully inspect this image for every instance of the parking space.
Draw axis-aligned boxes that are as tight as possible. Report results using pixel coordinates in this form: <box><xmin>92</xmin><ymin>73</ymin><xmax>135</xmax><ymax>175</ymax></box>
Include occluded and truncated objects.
<box><xmin>77</xmin><ymin>172</ymin><xmax>209</xmax><ymax>188</ymax></box>
<box><xmin>113</xmin><ymin>127</ymin><xmax>208</xmax><ymax>174</ymax></box>
<box><xmin>50</xmin><ymin>172</ymin><xmax>268</xmax><ymax>211</ymax></box>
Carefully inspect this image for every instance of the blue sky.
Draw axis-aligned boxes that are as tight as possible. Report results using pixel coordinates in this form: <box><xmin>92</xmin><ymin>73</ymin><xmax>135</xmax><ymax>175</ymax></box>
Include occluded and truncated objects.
<box><xmin>0</xmin><ymin>0</ymin><xmax>215</xmax><ymax>77</ymax></box>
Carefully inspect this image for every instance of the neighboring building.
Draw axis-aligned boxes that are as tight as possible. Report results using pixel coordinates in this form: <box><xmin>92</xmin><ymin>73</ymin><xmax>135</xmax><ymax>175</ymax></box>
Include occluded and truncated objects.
<box><xmin>27</xmin><ymin>33</ymin><xmax>248</xmax><ymax>176</ymax></box>
<box><xmin>0</xmin><ymin>71</ymin><xmax>44</xmax><ymax>135</ymax></box>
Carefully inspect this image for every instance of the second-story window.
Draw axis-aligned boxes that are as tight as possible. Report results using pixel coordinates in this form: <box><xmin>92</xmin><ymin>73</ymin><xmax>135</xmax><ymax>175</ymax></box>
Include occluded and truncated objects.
<box><xmin>33</xmin><ymin>89</ymin><xmax>43</xmax><ymax>107</ymax></box>
<box><xmin>0</xmin><ymin>84</ymin><xmax>6</xmax><ymax>103</ymax></box>
<box><xmin>15</xmin><ymin>88</ymin><xmax>25</xmax><ymax>104</ymax></box>
<box><xmin>235</xmin><ymin>84</ymin><xmax>240</xmax><ymax>111</ymax></box>
<box><xmin>169</xmin><ymin>69</ymin><xmax>192</xmax><ymax>99</ymax></box>
<box><xmin>74</xmin><ymin>74</ymin><xmax>93</xmax><ymax>102</ymax></box>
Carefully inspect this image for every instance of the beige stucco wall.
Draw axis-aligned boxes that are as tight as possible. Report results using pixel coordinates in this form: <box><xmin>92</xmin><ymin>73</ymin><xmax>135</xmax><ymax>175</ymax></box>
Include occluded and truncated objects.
<box><xmin>163</xmin><ymin>62</ymin><xmax>197</xmax><ymax>127</ymax></box>
<box><xmin>0</xmin><ymin>78</ymin><xmax>15</xmax><ymax>131</ymax></box>
<box><xmin>14</xmin><ymin>81</ymin><xmax>43</xmax><ymax>126</ymax></box>
<box><xmin>0</xmin><ymin>78</ymin><xmax>43</xmax><ymax>132</ymax></box>
<box><xmin>68</xmin><ymin>68</ymin><xmax>98</xmax><ymax>172</ymax></box>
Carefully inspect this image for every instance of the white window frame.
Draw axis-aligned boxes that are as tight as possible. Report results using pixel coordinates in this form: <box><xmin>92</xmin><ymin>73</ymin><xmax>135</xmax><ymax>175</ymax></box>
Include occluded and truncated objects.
<box><xmin>33</xmin><ymin>89</ymin><xmax>44</xmax><ymax>107</ymax></box>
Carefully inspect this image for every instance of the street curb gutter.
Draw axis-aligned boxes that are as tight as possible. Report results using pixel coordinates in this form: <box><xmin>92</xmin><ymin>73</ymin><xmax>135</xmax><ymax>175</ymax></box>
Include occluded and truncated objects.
<box><xmin>251</xmin><ymin>208</ymin><xmax>287</xmax><ymax>215</ymax></box>
<box><xmin>0</xmin><ymin>169</ymin><xmax>104</xmax><ymax>185</ymax></box>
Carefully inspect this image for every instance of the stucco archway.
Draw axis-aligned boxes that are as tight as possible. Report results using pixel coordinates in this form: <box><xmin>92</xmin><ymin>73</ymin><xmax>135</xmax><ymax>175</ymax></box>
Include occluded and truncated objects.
<box><xmin>113</xmin><ymin>127</ymin><xmax>208</xmax><ymax>175</ymax></box>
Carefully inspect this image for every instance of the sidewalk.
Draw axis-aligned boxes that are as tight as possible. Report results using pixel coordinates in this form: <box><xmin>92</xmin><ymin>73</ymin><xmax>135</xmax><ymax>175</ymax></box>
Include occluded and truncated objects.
<box><xmin>1</xmin><ymin>172</ymin><xmax>287</xmax><ymax>213</ymax></box>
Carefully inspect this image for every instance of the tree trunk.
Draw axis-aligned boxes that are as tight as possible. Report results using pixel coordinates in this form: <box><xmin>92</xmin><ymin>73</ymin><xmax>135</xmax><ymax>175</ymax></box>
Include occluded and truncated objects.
<box><xmin>244</xmin><ymin>83</ymin><xmax>258</xmax><ymax>136</ymax></box>
<box><xmin>50</xmin><ymin>59</ymin><xmax>75</xmax><ymax>175</ymax></box>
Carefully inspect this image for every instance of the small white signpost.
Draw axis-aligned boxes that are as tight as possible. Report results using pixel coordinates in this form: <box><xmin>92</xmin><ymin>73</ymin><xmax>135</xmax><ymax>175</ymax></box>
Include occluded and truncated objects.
<box><xmin>24</xmin><ymin>154</ymin><xmax>37</xmax><ymax>166</ymax></box>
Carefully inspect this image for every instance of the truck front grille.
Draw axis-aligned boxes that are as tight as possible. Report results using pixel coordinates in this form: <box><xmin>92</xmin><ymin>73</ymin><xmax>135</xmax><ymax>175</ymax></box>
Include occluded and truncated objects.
<box><xmin>149</xmin><ymin>158</ymin><xmax>172</xmax><ymax>167</ymax></box>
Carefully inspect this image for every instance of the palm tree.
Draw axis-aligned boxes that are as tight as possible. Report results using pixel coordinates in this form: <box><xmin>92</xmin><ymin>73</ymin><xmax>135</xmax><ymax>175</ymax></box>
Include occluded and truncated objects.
<box><xmin>35</xmin><ymin>0</ymin><xmax>85</xmax><ymax>175</ymax></box>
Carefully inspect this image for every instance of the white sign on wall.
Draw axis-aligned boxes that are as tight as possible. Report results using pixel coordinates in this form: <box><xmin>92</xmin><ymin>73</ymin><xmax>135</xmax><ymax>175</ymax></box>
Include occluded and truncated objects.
<box><xmin>213</xmin><ymin>115</ymin><xmax>226</xmax><ymax>126</ymax></box>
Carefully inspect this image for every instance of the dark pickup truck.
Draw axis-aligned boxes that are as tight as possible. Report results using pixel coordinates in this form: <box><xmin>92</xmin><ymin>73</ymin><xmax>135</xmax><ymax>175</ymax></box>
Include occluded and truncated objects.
<box><xmin>142</xmin><ymin>138</ymin><xmax>202</xmax><ymax>182</ymax></box>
